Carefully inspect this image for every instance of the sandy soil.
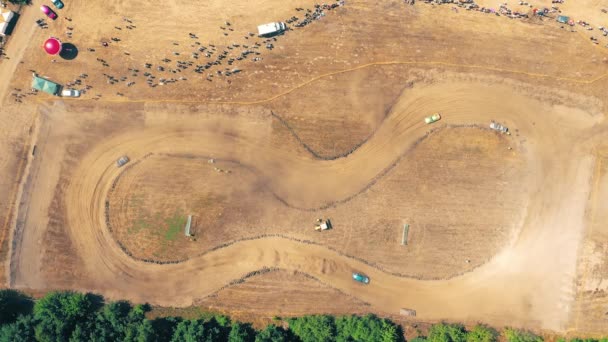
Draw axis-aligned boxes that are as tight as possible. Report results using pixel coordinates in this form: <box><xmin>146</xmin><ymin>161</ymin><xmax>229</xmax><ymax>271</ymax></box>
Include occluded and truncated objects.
<box><xmin>569</xmin><ymin>149</ymin><xmax>608</xmax><ymax>336</ymax></box>
<box><xmin>197</xmin><ymin>269</ymin><xmax>372</xmax><ymax>320</ymax></box>
<box><xmin>107</xmin><ymin>121</ymin><xmax>527</xmax><ymax>279</ymax></box>
<box><xmin>1</xmin><ymin>0</ymin><xmax>608</xmax><ymax>336</ymax></box>
<box><xmin>25</xmin><ymin>77</ymin><xmax>595</xmax><ymax>333</ymax></box>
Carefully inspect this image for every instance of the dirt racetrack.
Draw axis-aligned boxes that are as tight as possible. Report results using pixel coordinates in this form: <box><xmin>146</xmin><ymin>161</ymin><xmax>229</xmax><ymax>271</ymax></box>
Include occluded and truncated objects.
<box><xmin>2</xmin><ymin>0</ymin><xmax>608</xmax><ymax>336</ymax></box>
<box><xmin>107</xmin><ymin>116</ymin><xmax>527</xmax><ymax>279</ymax></box>
<box><xmin>56</xmin><ymin>78</ymin><xmax>599</xmax><ymax>331</ymax></box>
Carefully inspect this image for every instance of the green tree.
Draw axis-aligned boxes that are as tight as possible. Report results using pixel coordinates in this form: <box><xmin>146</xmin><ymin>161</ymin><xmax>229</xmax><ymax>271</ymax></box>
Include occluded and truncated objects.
<box><xmin>410</xmin><ymin>338</ymin><xmax>428</xmax><ymax>342</ymax></box>
<box><xmin>33</xmin><ymin>291</ymin><xmax>97</xmax><ymax>342</ymax></box>
<box><xmin>171</xmin><ymin>318</ymin><xmax>222</xmax><ymax>342</ymax></box>
<box><xmin>503</xmin><ymin>328</ymin><xmax>543</xmax><ymax>342</ymax></box>
<box><xmin>427</xmin><ymin>323</ymin><xmax>467</xmax><ymax>342</ymax></box>
<box><xmin>380</xmin><ymin>319</ymin><xmax>401</xmax><ymax>342</ymax></box>
<box><xmin>0</xmin><ymin>314</ymin><xmax>36</xmax><ymax>342</ymax></box>
<box><xmin>88</xmin><ymin>300</ymin><xmax>150</xmax><ymax>342</ymax></box>
<box><xmin>255</xmin><ymin>324</ymin><xmax>292</xmax><ymax>342</ymax></box>
<box><xmin>152</xmin><ymin>316</ymin><xmax>182</xmax><ymax>341</ymax></box>
<box><xmin>288</xmin><ymin>315</ymin><xmax>336</xmax><ymax>342</ymax></box>
<box><xmin>229</xmin><ymin>322</ymin><xmax>254</xmax><ymax>342</ymax></box>
<box><xmin>466</xmin><ymin>325</ymin><xmax>497</xmax><ymax>342</ymax></box>
<box><xmin>90</xmin><ymin>301</ymin><xmax>133</xmax><ymax>341</ymax></box>
<box><xmin>0</xmin><ymin>290</ymin><xmax>33</xmax><ymax>324</ymax></box>
<box><xmin>135</xmin><ymin>319</ymin><xmax>156</xmax><ymax>342</ymax></box>
<box><xmin>69</xmin><ymin>323</ymin><xmax>91</xmax><ymax>342</ymax></box>
<box><xmin>335</xmin><ymin>314</ymin><xmax>400</xmax><ymax>342</ymax></box>
<box><xmin>215</xmin><ymin>315</ymin><xmax>231</xmax><ymax>328</ymax></box>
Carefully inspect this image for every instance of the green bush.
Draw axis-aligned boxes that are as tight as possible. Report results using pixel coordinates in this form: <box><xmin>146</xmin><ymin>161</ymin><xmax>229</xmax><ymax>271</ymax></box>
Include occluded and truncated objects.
<box><xmin>466</xmin><ymin>325</ymin><xmax>498</xmax><ymax>342</ymax></box>
<box><xmin>410</xmin><ymin>337</ymin><xmax>428</xmax><ymax>342</ymax></box>
<box><xmin>427</xmin><ymin>323</ymin><xmax>467</xmax><ymax>342</ymax></box>
<box><xmin>503</xmin><ymin>328</ymin><xmax>543</xmax><ymax>342</ymax></box>
<box><xmin>229</xmin><ymin>322</ymin><xmax>254</xmax><ymax>342</ymax></box>
<box><xmin>255</xmin><ymin>324</ymin><xmax>292</xmax><ymax>342</ymax></box>
<box><xmin>335</xmin><ymin>314</ymin><xmax>401</xmax><ymax>342</ymax></box>
<box><xmin>288</xmin><ymin>315</ymin><xmax>336</xmax><ymax>342</ymax></box>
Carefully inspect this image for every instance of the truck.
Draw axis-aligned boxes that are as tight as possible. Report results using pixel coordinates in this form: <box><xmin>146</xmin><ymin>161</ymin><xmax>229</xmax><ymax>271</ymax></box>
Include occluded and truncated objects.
<box><xmin>257</xmin><ymin>22</ymin><xmax>286</xmax><ymax>36</ymax></box>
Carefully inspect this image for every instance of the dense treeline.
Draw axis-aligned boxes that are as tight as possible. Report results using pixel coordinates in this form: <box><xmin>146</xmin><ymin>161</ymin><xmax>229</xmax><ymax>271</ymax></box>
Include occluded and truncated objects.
<box><xmin>0</xmin><ymin>289</ymin><xmax>605</xmax><ymax>342</ymax></box>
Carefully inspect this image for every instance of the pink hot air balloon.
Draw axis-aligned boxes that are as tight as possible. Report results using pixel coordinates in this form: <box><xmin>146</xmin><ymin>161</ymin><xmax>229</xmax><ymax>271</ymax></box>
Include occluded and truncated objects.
<box><xmin>43</xmin><ymin>37</ymin><xmax>62</xmax><ymax>55</ymax></box>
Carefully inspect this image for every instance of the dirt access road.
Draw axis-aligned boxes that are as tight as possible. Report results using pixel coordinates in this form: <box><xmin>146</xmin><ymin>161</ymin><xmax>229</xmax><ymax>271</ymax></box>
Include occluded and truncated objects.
<box><xmin>2</xmin><ymin>0</ymin><xmax>608</xmax><ymax>336</ymax></box>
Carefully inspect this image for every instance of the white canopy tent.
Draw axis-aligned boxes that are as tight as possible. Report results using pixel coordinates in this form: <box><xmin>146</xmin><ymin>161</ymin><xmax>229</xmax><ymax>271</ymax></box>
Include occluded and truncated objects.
<box><xmin>0</xmin><ymin>9</ymin><xmax>15</xmax><ymax>36</ymax></box>
<box><xmin>0</xmin><ymin>22</ymin><xmax>8</xmax><ymax>36</ymax></box>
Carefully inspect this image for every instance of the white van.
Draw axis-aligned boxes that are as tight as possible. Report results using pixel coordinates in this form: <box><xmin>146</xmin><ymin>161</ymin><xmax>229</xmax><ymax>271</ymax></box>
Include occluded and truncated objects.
<box><xmin>257</xmin><ymin>22</ymin><xmax>286</xmax><ymax>36</ymax></box>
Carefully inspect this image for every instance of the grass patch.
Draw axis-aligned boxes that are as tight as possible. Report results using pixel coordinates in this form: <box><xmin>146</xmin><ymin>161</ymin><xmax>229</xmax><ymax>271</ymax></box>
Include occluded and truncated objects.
<box><xmin>128</xmin><ymin>218</ymin><xmax>150</xmax><ymax>234</ymax></box>
<box><xmin>164</xmin><ymin>212</ymin><xmax>186</xmax><ymax>241</ymax></box>
<box><xmin>127</xmin><ymin>194</ymin><xmax>151</xmax><ymax>234</ymax></box>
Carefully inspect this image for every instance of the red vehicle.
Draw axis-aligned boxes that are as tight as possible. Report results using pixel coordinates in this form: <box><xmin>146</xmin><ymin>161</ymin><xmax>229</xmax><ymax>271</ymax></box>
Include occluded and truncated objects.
<box><xmin>40</xmin><ymin>5</ymin><xmax>58</xmax><ymax>20</ymax></box>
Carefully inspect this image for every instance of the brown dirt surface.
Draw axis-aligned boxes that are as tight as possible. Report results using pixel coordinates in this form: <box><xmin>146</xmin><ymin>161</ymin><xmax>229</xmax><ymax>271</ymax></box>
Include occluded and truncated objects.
<box><xmin>108</xmin><ymin>125</ymin><xmax>526</xmax><ymax>280</ymax></box>
<box><xmin>196</xmin><ymin>269</ymin><xmax>371</xmax><ymax>323</ymax></box>
<box><xmin>570</xmin><ymin>151</ymin><xmax>608</xmax><ymax>336</ymax></box>
<box><xmin>2</xmin><ymin>0</ymin><xmax>608</xmax><ymax>337</ymax></box>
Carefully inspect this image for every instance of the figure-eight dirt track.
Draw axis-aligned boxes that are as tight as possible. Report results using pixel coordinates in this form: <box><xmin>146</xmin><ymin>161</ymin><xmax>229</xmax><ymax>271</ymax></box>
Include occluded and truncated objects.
<box><xmin>63</xmin><ymin>80</ymin><xmax>599</xmax><ymax>331</ymax></box>
<box><xmin>5</xmin><ymin>0</ymin><xmax>608</xmax><ymax>335</ymax></box>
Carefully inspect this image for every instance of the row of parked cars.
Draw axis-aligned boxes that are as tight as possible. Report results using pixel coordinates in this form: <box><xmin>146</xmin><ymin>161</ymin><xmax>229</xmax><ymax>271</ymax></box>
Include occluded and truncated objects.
<box><xmin>40</xmin><ymin>0</ymin><xmax>64</xmax><ymax>20</ymax></box>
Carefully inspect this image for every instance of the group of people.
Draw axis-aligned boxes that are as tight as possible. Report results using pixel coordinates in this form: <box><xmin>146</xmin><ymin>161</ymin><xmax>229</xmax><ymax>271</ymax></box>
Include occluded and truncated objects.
<box><xmin>425</xmin><ymin>0</ymin><xmax>608</xmax><ymax>47</ymax></box>
<box><xmin>82</xmin><ymin>0</ymin><xmax>346</xmax><ymax>93</ymax></box>
<box><xmin>11</xmin><ymin>0</ymin><xmax>347</xmax><ymax>102</ymax></box>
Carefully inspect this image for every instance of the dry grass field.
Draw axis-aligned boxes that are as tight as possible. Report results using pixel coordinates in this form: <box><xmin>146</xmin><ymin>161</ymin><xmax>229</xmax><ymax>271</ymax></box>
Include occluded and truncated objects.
<box><xmin>0</xmin><ymin>0</ymin><xmax>608</xmax><ymax>336</ymax></box>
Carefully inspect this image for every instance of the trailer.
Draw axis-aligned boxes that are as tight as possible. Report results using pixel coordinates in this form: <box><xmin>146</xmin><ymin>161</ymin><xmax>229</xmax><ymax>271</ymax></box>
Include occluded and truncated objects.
<box><xmin>401</xmin><ymin>224</ymin><xmax>410</xmax><ymax>245</ymax></box>
<box><xmin>257</xmin><ymin>22</ymin><xmax>286</xmax><ymax>36</ymax></box>
<box><xmin>184</xmin><ymin>215</ymin><xmax>193</xmax><ymax>237</ymax></box>
<box><xmin>399</xmin><ymin>308</ymin><xmax>417</xmax><ymax>316</ymax></box>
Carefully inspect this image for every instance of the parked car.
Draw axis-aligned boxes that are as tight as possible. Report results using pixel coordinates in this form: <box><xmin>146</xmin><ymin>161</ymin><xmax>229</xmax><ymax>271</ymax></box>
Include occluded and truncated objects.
<box><xmin>424</xmin><ymin>113</ymin><xmax>441</xmax><ymax>124</ymax></box>
<box><xmin>40</xmin><ymin>5</ymin><xmax>57</xmax><ymax>20</ymax></box>
<box><xmin>352</xmin><ymin>272</ymin><xmax>370</xmax><ymax>284</ymax></box>
<box><xmin>61</xmin><ymin>89</ymin><xmax>80</xmax><ymax>97</ymax></box>
<box><xmin>51</xmin><ymin>0</ymin><xmax>64</xmax><ymax>9</ymax></box>
<box><xmin>116</xmin><ymin>156</ymin><xmax>130</xmax><ymax>167</ymax></box>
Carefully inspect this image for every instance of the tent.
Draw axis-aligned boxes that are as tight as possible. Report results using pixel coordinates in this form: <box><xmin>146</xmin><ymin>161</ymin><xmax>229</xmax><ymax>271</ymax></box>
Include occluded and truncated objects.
<box><xmin>0</xmin><ymin>9</ymin><xmax>14</xmax><ymax>36</ymax></box>
<box><xmin>31</xmin><ymin>74</ymin><xmax>61</xmax><ymax>95</ymax></box>
<box><xmin>0</xmin><ymin>22</ymin><xmax>8</xmax><ymax>36</ymax></box>
<box><xmin>557</xmin><ymin>15</ymin><xmax>570</xmax><ymax>24</ymax></box>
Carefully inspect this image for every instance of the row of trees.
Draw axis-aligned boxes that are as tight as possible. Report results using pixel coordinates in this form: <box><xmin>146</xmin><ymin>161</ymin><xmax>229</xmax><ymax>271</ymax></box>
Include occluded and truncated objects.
<box><xmin>0</xmin><ymin>289</ymin><xmax>401</xmax><ymax>342</ymax></box>
<box><xmin>0</xmin><ymin>289</ymin><xmax>604</xmax><ymax>342</ymax></box>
